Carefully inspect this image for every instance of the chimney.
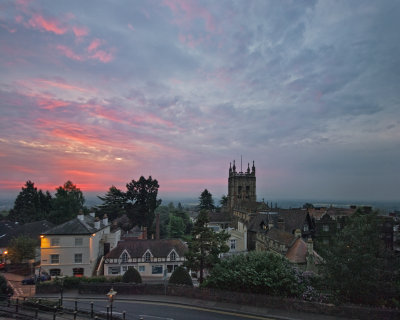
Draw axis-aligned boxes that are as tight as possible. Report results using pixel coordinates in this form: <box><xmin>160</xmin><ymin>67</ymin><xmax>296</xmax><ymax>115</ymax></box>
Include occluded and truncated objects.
<box><xmin>94</xmin><ymin>217</ymin><xmax>100</xmax><ymax>229</ymax></box>
<box><xmin>277</xmin><ymin>218</ymin><xmax>285</xmax><ymax>231</ymax></box>
<box><xmin>103</xmin><ymin>214</ymin><xmax>108</xmax><ymax>226</ymax></box>
<box><xmin>156</xmin><ymin>213</ymin><xmax>160</xmax><ymax>240</ymax></box>
<box><xmin>143</xmin><ymin>227</ymin><xmax>147</xmax><ymax>240</ymax></box>
<box><xmin>294</xmin><ymin>228</ymin><xmax>302</xmax><ymax>238</ymax></box>
<box><xmin>78</xmin><ymin>209</ymin><xmax>84</xmax><ymax>221</ymax></box>
<box><xmin>89</xmin><ymin>212</ymin><xmax>95</xmax><ymax>218</ymax></box>
<box><xmin>307</xmin><ymin>237</ymin><xmax>313</xmax><ymax>255</ymax></box>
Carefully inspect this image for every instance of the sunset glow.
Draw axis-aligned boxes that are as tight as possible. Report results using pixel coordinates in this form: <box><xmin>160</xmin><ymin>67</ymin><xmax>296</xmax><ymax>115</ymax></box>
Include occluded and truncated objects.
<box><xmin>1</xmin><ymin>1</ymin><xmax>399</xmax><ymax>202</ymax></box>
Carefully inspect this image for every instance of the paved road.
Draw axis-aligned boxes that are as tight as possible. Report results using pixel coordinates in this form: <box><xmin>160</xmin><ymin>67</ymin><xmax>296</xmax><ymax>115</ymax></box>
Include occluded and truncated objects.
<box><xmin>2</xmin><ymin>272</ymin><xmax>36</xmax><ymax>297</ymax></box>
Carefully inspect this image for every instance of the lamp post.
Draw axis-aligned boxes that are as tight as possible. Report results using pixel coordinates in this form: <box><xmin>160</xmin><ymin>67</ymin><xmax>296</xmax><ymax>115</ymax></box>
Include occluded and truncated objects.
<box><xmin>106</xmin><ymin>287</ymin><xmax>117</xmax><ymax>320</ymax></box>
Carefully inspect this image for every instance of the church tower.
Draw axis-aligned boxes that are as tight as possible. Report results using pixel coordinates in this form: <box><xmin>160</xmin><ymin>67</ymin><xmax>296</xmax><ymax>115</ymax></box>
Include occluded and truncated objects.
<box><xmin>228</xmin><ymin>159</ymin><xmax>256</xmax><ymax>210</ymax></box>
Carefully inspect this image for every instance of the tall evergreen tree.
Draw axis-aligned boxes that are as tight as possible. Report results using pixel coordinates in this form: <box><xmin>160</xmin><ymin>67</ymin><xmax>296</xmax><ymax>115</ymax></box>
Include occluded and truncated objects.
<box><xmin>8</xmin><ymin>181</ymin><xmax>52</xmax><ymax>223</ymax></box>
<box><xmin>198</xmin><ymin>189</ymin><xmax>215</xmax><ymax>211</ymax></box>
<box><xmin>184</xmin><ymin>210</ymin><xmax>229</xmax><ymax>284</ymax></box>
<box><xmin>49</xmin><ymin>181</ymin><xmax>85</xmax><ymax>224</ymax></box>
<box><xmin>125</xmin><ymin>176</ymin><xmax>161</xmax><ymax>232</ymax></box>
<box><xmin>97</xmin><ymin>186</ymin><xmax>126</xmax><ymax>220</ymax></box>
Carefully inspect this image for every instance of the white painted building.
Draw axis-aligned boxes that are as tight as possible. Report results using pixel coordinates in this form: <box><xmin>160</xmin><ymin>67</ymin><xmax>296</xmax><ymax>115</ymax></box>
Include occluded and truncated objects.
<box><xmin>40</xmin><ymin>212</ymin><xmax>120</xmax><ymax>277</ymax></box>
<box><xmin>103</xmin><ymin>239</ymin><xmax>187</xmax><ymax>278</ymax></box>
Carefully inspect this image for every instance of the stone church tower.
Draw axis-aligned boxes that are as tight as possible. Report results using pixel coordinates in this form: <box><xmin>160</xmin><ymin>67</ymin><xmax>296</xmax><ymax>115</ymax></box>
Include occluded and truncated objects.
<box><xmin>228</xmin><ymin>159</ymin><xmax>256</xmax><ymax>209</ymax></box>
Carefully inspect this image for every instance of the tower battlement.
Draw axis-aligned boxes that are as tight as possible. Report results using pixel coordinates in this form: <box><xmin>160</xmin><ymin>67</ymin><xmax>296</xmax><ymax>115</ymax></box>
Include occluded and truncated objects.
<box><xmin>228</xmin><ymin>160</ymin><xmax>256</xmax><ymax>209</ymax></box>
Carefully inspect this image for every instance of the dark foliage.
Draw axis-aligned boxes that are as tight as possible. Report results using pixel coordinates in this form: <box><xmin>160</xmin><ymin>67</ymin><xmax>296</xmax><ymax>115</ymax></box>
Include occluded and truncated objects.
<box><xmin>168</xmin><ymin>266</ymin><xmax>193</xmax><ymax>286</ymax></box>
<box><xmin>122</xmin><ymin>267</ymin><xmax>142</xmax><ymax>283</ymax></box>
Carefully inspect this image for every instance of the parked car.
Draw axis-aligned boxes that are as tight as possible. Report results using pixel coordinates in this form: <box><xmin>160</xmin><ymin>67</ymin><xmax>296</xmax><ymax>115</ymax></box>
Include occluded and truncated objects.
<box><xmin>21</xmin><ymin>273</ymin><xmax>51</xmax><ymax>285</ymax></box>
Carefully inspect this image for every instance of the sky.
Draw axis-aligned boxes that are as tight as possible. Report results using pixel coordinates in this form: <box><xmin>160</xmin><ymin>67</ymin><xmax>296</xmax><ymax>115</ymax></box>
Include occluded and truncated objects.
<box><xmin>0</xmin><ymin>0</ymin><xmax>399</xmax><ymax>203</ymax></box>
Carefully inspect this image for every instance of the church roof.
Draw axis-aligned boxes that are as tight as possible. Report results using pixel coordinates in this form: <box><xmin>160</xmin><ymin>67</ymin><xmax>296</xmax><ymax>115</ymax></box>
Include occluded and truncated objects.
<box><xmin>105</xmin><ymin>239</ymin><xmax>188</xmax><ymax>259</ymax></box>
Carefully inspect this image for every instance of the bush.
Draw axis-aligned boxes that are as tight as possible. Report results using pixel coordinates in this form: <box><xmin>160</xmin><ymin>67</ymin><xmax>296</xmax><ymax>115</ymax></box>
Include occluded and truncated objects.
<box><xmin>0</xmin><ymin>275</ymin><xmax>13</xmax><ymax>298</ymax></box>
<box><xmin>203</xmin><ymin>251</ymin><xmax>303</xmax><ymax>297</ymax></box>
<box><xmin>122</xmin><ymin>267</ymin><xmax>142</xmax><ymax>283</ymax></box>
<box><xmin>168</xmin><ymin>266</ymin><xmax>193</xmax><ymax>286</ymax></box>
<box><xmin>61</xmin><ymin>276</ymin><xmax>81</xmax><ymax>288</ymax></box>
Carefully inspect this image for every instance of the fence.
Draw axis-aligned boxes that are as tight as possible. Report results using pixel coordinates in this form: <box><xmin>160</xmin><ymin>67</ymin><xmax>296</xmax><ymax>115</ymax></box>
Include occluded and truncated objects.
<box><xmin>0</xmin><ymin>294</ymin><xmax>127</xmax><ymax>320</ymax></box>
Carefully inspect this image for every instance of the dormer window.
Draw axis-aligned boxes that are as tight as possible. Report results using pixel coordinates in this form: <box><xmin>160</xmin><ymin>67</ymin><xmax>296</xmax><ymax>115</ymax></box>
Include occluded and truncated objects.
<box><xmin>145</xmin><ymin>252</ymin><xmax>151</xmax><ymax>262</ymax></box>
<box><xmin>121</xmin><ymin>252</ymin><xmax>128</xmax><ymax>263</ymax></box>
<box><xmin>170</xmin><ymin>252</ymin><xmax>176</xmax><ymax>261</ymax></box>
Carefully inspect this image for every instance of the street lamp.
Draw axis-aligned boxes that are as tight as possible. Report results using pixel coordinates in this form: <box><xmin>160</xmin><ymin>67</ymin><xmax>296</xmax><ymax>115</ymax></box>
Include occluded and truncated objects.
<box><xmin>106</xmin><ymin>287</ymin><xmax>117</xmax><ymax>320</ymax></box>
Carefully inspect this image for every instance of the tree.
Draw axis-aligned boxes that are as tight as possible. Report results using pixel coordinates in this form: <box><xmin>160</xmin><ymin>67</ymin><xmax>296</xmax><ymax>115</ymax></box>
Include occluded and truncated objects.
<box><xmin>8</xmin><ymin>235</ymin><xmax>37</xmax><ymax>264</ymax></box>
<box><xmin>219</xmin><ymin>195</ymin><xmax>228</xmax><ymax>207</ymax></box>
<box><xmin>204</xmin><ymin>251</ymin><xmax>303</xmax><ymax>297</ymax></box>
<box><xmin>125</xmin><ymin>176</ymin><xmax>161</xmax><ymax>233</ymax></box>
<box><xmin>169</xmin><ymin>266</ymin><xmax>193</xmax><ymax>286</ymax></box>
<box><xmin>319</xmin><ymin>208</ymin><xmax>400</xmax><ymax>305</ymax></box>
<box><xmin>122</xmin><ymin>267</ymin><xmax>142</xmax><ymax>283</ymax></box>
<box><xmin>8</xmin><ymin>181</ymin><xmax>52</xmax><ymax>223</ymax></box>
<box><xmin>168</xmin><ymin>215</ymin><xmax>185</xmax><ymax>238</ymax></box>
<box><xmin>198</xmin><ymin>189</ymin><xmax>215</xmax><ymax>211</ymax></box>
<box><xmin>97</xmin><ymin>186</ymin><xmax>126</xmax><ymax>221</ymax></box>
<box><xmin>184</xmin><ymin>210</ymin><xmax>229</xmax><ymax>284</ymax></box>
<box><xmin>49</xmin><ymin>181</ymin><xmax>85</xmax><ymax>224</ymax></box>
<box><xmin>0</xmin><ymin>275</ymin><xmax>13</xmax><ymax>297</ymax></box>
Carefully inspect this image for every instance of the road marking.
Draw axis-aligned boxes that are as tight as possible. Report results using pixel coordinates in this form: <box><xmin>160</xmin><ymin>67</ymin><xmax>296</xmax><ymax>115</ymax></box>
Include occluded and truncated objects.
<box><xmin>139</xmin><ymin>315</ymin><xmax>174</xmax><ymax>320</ymax></box>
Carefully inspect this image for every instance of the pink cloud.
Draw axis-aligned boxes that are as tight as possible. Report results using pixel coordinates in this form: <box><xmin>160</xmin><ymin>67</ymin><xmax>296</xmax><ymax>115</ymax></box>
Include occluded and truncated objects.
<box><xmin>128</xmin><ymin>23</ymin><xmax>135</xmax><ymax>31</ymax></box>
<box><xmin>72</xmin><ymin>26</ymin><xmax>89</xmax><ymax>38</ymax></box>
<box><xmin>28</xmin><ymin>14</ymin><xmax>67</xmax><ymax>34</ymax></box>
<box><xmin>37</xmin><ymin>96</ymin><xmax>69</xmax><ymax>110</ymax></box>
<box><xmin>89</xmin><ymin>49</ymin><xmax>114</xmax><ymax>63</ymax></box>
<box><xmin>33</xmin><ymin>78</ymin><xmax>95</xmax><ymax>93</ymax></box>
<box><xmin>163</xmin><ymin>0</ymin><xmax>216</xmax><ymax>32</ymax></box>
<box><xmin>56</xmin><ymin>45</ymin><xmax>84</xmax><ymax>61</ymax></box>
<box><xmin>87</xmin><ymin>39</ymin><xmax>103</xmax><ymax>52</ymax></box>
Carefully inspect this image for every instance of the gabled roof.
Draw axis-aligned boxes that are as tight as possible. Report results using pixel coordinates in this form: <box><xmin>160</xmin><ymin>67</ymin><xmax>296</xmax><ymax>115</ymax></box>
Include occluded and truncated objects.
<box><xmin>265</xmin><ymin>228</ymin><xmax>296</xmax><ymax>246</ymax></box>
<box><xmin>105</xmin><ymin>239</ymin><xmax>188</xmax><ymax>259</ymax></box>
<box><xmin>285</xmin><ymin>238</ymin><xmax>322</xmax><ymax>264</ymax></box>
<box><xmin>43</xmin><ymin>215</ymin><xmax>107</xmax><ymax>235</ymax></box>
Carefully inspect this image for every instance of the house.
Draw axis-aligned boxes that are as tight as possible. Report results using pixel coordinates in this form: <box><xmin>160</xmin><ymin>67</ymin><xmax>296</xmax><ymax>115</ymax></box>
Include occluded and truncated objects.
<box><xmin>40</xmin><ymin>212</ymin><xmax>121</xmax><ymax>277</ymax></box>
<box><xmin>103</xmin><ymin>238</ymin><xmax>188</xmax><ymax>278</ymax></box>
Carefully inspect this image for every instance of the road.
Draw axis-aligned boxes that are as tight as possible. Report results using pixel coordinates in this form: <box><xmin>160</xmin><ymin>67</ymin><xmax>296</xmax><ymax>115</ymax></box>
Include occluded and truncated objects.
<box><xmin>2</xmin><ymin>272</ymin><xmax>36</xmax><ymax>297</ymax></box>
<box><xmin>61</xmin><ymin>297</ymin><xmax>278</xmax><ymax>320</ymax></box>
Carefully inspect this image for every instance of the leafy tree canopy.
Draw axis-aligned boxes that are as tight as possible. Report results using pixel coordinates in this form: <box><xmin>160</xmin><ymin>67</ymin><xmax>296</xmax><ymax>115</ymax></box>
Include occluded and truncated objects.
<box><xmin>204</xmin><ymin>251</ymin><xmax>303</xmax><ymax>297</ymax></box>
<box><xmin>0</xmin><ymin>275</ymin><xmax>13</xmax><ymax>296</ymax></box>
<box><xmin>122</xmin><ymin>267</ymin><xmax>142</xmax><ymax>283</ymax></box>
<box><xmin>319</xmin><ymin>208</ymin><xmax>400</xmax><ymax>306</ymax></box>
<box><xmin>8</xmin><ymin>235</ymin><xmax>37</xmax><ymax>264</ymax></box>
<box><xmin>49</xmin><ymin>181</ymin><xmax>85</xmax><ymax>224</ymax></box>
<box><xmin>184</xmin><ymin>210</ymin><xmax>229</xmax><ymax>283</ymax></box>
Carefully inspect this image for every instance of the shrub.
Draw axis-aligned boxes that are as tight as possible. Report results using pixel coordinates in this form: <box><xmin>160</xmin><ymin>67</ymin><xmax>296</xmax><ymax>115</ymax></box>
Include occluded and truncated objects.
<box><xmin>0</xmin><ymin>275</ymin><xmax>13</xmax><ymax>298</ymax></box>
<box><xmin>122</xmin><ymin>267</ymin><xmax>142</xmax><ymax>283</ymax></box>
<box><xmin>61</xmin><ymin>276</ymin><xmax>81</xmax><ymax>288</ymax></box>
<box><xmin>168</xmin><ymin>266</ymin><xmax>193</xmax><ymax>286</ymax></box>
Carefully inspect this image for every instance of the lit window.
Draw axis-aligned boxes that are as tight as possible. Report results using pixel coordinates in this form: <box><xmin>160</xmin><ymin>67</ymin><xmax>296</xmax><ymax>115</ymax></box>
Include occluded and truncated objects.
<box><xmin>75</xmin><ymin>238</ymin><xmax>83</xmax><ymax>246</ymax></box>
<box><xmin>74</xmin><ymin>254</ymin><xmax>82</xmax><ymax>263</ymax></box>
<box><xmin>50</xmin><ymin>254</ymin><xmax>59</xmax><ymax>264</ymax></box>
<box><xmin>170</xmin><ymin>252</ymin><xmax>176</xmax><ymax>261</ymax></box>
<box><xmin>51</xmin><ymin>238</ymin><xmax>60</xmax><ymax>246</ymax></box>
<box><xmin>145</xmin><ymin>252</ymin><xmax>151</xmax><ymax>262</ymax></box>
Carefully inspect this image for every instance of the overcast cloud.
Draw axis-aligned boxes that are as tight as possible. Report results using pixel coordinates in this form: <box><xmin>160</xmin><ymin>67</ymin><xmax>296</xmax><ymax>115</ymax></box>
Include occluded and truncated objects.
<box><xmin>0</xmin><ymin>0</ymin><xmax>399</xmax><ymax>202</ymax></box>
